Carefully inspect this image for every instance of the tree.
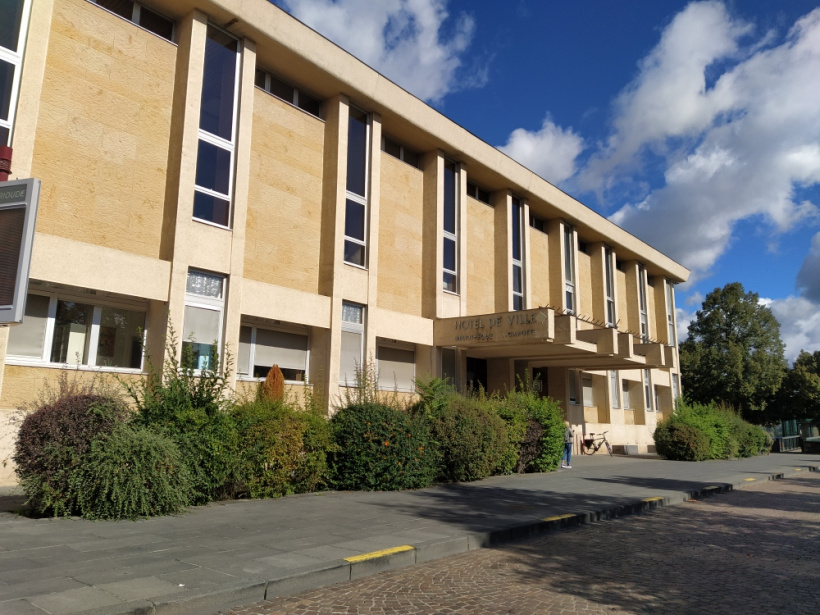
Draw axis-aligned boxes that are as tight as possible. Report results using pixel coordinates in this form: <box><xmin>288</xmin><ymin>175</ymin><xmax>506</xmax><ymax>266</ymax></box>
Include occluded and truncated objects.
<box><xmin>680</xmin><ymin>283</ymin><xmax>786</xmax><ymax>422</ymax></box>
<box><xmin>769</xmin><ymin>350</ymin><xmax>820</xmax><ymax>424</ymax></box>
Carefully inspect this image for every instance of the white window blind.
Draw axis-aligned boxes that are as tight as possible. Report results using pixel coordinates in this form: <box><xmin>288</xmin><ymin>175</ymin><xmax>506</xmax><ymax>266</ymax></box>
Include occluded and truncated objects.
<box><xmin>7</xmin><ymin>293</ymin><xmax>49</xmax><ymax>357</ymax></box>
<box><xmin>183</xmin><ymin>305</ymin><xmax>220</xmax><ymax>343</ymax></box>
<box><xmin>377</xmin><ymin>346</ymin><xmax>415</xmax><ymax>392</ymax></box>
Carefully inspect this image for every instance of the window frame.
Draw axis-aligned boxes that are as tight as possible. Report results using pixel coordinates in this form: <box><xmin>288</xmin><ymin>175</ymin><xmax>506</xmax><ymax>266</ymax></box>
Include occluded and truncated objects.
<box><xmin>666</xmin><ymin>279</ymin><xmax>676</xmax><ymax>346</ymax></box>
<box><xmin>182</xmin><ymin>270</ymin><xmax>226</xmax><ymax>372</ymax></box>
<box><xmin>638</xmin><ymin>264</ymin><xmax>648</xmax><ymax>342</ymax></box>
<box><xmin>643</xmin><ymin>369</ymin><xmax>653</xmax><ymax>411</ymax></box>
<box><xmin>376</xmin><ymin>341</ymin><xmax>416</xmax><ymax>392</ymax></box>
<box><xmin>563</xmin><ymin>224</ymin><xmax>576</xmax><ymax>314</ymax></box>
<box><xmin>254</xmin><ymin>67</ymin><xmax>323</xmax><ymax>119</ymax></box>
<box><xmin>605</xmin><ymin>246</ymin><xmax>616</xmax><ymax>327</ymax></box>
<box><xmin>339</xmin><ymin>301</ymin><xmax>365</xmax><ymax>386</ymax></box>
<box><xmin>610</xmin><ymin>370</ymin><xmax>620</xmax><ymax>408</ymax></box>
<box><xmin>237</xmin><ymin>322</ymin><xmax>310</xmax><ymax>383</ymax></box>
<box><xmin>90</xmin><ymin>0</ymin><xmax>175</xmax><ymax>42</ymax></box>
<box><xmin>511</xmin><ymin>197</ymin><xmax>524</xmax><ymax>310</ymax></box>
<box><xmin>466</xmin><ymin>181</ymin><xmax>490</xmax><ymax>205</ymax></box>
<box><xmin>344</xmin><ymin>106</ymin><xmax>370</xmax><ymax>268</ymax></box>
<box><xmin>5</xmin><ymin>289</ymin><xmax>146</xmax><ymax>372</ymax></box>
<box><xmin>442</xmin><ymin>160</ymin><xmax>459</xmax><ymax>294</ymax></box>
<box><xmin>381</xmin><ymin>136</ymin><xmax>420</xmax><ymax>168</ymax></box>
<box><xmin>0</xmin><ymin>0</ymin><xmax>32</xmax><ymax>147</ymax></box>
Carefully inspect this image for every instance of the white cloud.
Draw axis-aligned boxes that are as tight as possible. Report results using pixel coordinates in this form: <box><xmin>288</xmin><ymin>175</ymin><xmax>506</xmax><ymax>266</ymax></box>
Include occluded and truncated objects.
<box><xmin>497</xmin><ymin>117</ymin><xmax>585</xmax><ymax>185</ymax></box>
<box><xmin>797</xmin><ymin>232</ymin><xmax>820</xmax><ymax>301</ymax></box>
<box><xmin>766</xmin><ymin>296</ymin><xmax>820</xmax><ymax>364</ymax></box>
<box><xmin>277</xmin><ymin>0</ymin><xmax>477</xmax><ymax>103</ymax></box>
<box><xmin>598</xmin><ymin>3</ymin><xmax>820</xmax><ymax>282</ymax></box>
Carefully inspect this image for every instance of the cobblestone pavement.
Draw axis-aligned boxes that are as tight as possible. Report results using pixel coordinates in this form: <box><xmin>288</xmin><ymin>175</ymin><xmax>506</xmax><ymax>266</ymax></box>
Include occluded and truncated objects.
<box><xmin>225</xmin><ymin>471</ymin><xmax>820</xmax><ymax>615</ymax></box>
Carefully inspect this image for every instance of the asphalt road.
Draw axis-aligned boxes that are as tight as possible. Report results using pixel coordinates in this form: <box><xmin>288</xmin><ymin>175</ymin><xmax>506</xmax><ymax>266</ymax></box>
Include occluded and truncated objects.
<box><xmin>224</xmin><ymin>470</ymin><xmax>820</xmax><ymax>615</ymax></box>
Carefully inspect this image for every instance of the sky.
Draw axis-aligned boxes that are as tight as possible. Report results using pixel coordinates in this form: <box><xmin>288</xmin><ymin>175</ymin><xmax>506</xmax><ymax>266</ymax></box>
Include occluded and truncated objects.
<box><xmin>272</xmin><ymin>0</ymin><xmax>820</xmax><ymax>363</ymax></box>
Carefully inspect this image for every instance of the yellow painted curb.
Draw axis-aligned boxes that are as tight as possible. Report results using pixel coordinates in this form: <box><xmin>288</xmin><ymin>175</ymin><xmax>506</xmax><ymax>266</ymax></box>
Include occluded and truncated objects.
<box><xmin>642</xmin><ymin>496</ymin><xmax>664</xmax><ymax>502</ymax></box>
<box><xmin>744</xmin><ymin>478</ymin><xmax>756</xmax><ymax>482</ymax></box>
<box><xmin>704</xmin><ymin>485</ymin><xmax>720</xmax><ymax>490</ymax></box>
<box><xmin>344</xmin><ymin>545</ymin><xmax>414</xmax><ymax>563</ymax></box>
<box><xmin>541</xmin><ymin>513</ymin><xmax>576</xmax><ymax>522</ymax></box>
<box><xmin>796</xmin><ymin>468</ymin><xmax>802</xmax><ymax>472</ymax></box>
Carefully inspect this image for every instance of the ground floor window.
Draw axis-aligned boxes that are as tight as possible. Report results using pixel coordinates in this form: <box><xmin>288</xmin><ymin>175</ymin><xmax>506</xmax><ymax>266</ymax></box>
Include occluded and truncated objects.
<box><xmin>441</xmin><ymin>347</ymin><xmax>457</xmax><ymax>387</ymax></box>
<box><xmin>568</xmin><ymin>369</ymin><xmax>579</xmax><ymax>405</ymax></box>
<box><xmin>377</xmin><ymin>344</ymin><xmax>415</xmax><ymax>392</ymax></box>
<box><xmin>7</xmin><ymin>291</ymin><xmax>145</xmax><ymax>370</ymax></box>
<box><xmin>183</xmin><ymin>270</ymin><xmax>225</xmax><ymax>370</ymax></box>
<box><xmin>610</xmin><ymin>370</ymin><xmax>620</xmax><ymax>408</ymax></box>
<box><xmin>238</xmin><ymin>324</ymin><xmax>308</xmax><ymax>382</ymax></box>
<box><xmin>581</xmin><ymin>374</ymin><xmax>594</xmax><ymax>407</ymax></box>
<box><xmin>340</xmin><ymin>301</ymin><xmax>365</xmax><ymax>385</ymax></box>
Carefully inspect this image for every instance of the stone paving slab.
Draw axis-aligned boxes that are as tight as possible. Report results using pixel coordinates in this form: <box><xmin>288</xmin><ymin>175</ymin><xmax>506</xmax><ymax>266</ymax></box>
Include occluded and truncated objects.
<box><xmin>0</xmin><ymin>453</ymin><xmax>816</xmax><ymax>614</ymax></box>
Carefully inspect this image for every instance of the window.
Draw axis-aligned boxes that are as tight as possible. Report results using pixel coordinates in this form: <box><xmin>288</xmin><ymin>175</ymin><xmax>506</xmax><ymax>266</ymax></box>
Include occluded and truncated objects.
<box><xmin>622</xmin><ymin>381</ymin><xmax>632</xmax><ymax>409</ymax></box>
<box><xmin>672</xmin><ymin>374</ymin><xmax>680</xmax><ymax>406</ymax></box>
<box><xmin>581</xmin><ymin>374</ymin><xmax>594</xmax><ymax>407</ymax></box>
<box><xmin>568</xmin><ymin>369</ymin><xmax>578</xmax><ymax>405</ymax></box>
<box><xmin>666</xmin><ymin>279</ymin><xmax>676</xmax><ymax>345</ymax></box>
<box><xmin>238</xmin><ymin>324</ymin><xmax>308</xmax><ymax>381</ymax></box>
<box><xmin>605</xmin><ymin>247</ymin><xmax>616</xmax><ymax>327</ymax></box>
<box><xmin>638</xmin><ymin>264</ymin><xmax>648</xmax><ymax>342</ymax></box>
<box><xmin>610</xmin><ymin>370</ymin><xmax>620</xmax><ymax>408</ymax></box>
<box><xmin>194</xmin><ymin>26</ymin><xmax>239</xmax><ymax>227</ymax></box>
<box><xmin>340</xmin><ymin>301</ymin><xmax>365</xmax><ymax>385</ymax></box>
<box><xmin>92</xmin><ymin>0</ymin><xmax>174</xmax><ymax>41</ymax></box>
<box><xmin>643</xmin><ymin>369</ymin><xmax>653</xmax><ymax>411</ymax></box>
<box><xmin>382</xmin><ymin>136</ymin><xmax>419</xmax><ymax>168</ymax></box>
<box><xmin>183</xmin><ymin>270</ymin><xmax>225</xmax><ymax>370</ymax></box>
<box><xmin>254</xmin><ymin>68</ymin><xmax>322</xmax><ymax>118</ymax></box>
<box><xmin>377</xmin><ymin>344</ymin><xmax>415</xmax><ymax>392</ymax></box>
<box><xmin>511</xmin><ymin>197</ymin><xmax>524</xmax><ymax>310</ymax></box>
<box><xmin>0</xmin><ymin>0</ymin><xmax>31</xmax><ymax>146</ymax></box>
<box><xmin>344</xmin><ymin>107</ymin><xmax>370</xmax><ymax>267</ymax></box>
<box><xmin>563</xmin><ymin>224</ymin><xmax>576</xmax><ymax>314</ymax></box>
<box><xmin>466</xmin><ymin>182</ymin><xmax>490</xmax><ymax>204</ymax></box>
<box><xmin>7</xmin><ymin>291</ymin><xmax>145</xmax><ymax>369</ymax></box>
<box><xmin>442</xmin><ymin>161</ymin><xmax>459</xmax><ymax>292</ymax></box>
<box><xmin>441</xmin><ymin>347</ymin><xmax>457</xmax><ymax>387</ymax></box>
<box><xmin>529</xmin><ymin>213</ymin><xmax>545</xmax><ymax>233</ymax></box>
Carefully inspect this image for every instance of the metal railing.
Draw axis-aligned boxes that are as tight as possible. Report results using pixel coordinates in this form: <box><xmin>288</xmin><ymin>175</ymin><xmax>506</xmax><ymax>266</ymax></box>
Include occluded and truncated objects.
<box><xmin>777</xmin><ymin>436</ymin><xmax>801</xmax><ymax>452</ymax></box>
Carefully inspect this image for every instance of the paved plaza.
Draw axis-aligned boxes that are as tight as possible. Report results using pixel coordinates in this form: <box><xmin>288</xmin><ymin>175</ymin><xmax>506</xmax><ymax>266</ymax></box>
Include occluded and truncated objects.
<box><xmin>0</xmin><ymin>453</ymin><xmax>816</xmax><ymax>614</ymax></box>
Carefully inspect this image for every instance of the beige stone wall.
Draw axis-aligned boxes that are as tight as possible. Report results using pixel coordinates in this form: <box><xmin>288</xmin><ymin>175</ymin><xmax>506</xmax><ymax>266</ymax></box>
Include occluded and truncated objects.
<box><xmin>377</xmin><ymin>153</ymin><xmax>424</xmax><ymax>316</ymax></box>
<box><xmin>29</xmin><ymin>0</ymin><xmax>176</xmax><ymax>259</ymax></box>
<box><xmin>245</xmin><ymin>90</ymin><xmax>325</xmax><ymax>294</ymax></box>
<box><xmin>529</xmin><ymin>228</ymin><xmax>550</xmax><ymax>308</ymax></box>
<box><xmin>577</xmin><ymin>251</ymin><xmax>593</xmax><ymax>318</ymax></box>
<box><xmin>616</xmin><ymin>269</ymin><xmax>630</xmax><ymax>331</ymax></box>
<box><xmin>466</xmin><ymin>197</ymin><xmax>496</xmax><ymax>314</ymax></box>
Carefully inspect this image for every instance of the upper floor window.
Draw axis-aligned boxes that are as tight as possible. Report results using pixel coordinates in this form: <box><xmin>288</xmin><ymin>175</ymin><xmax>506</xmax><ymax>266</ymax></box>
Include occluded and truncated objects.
<box><xmin>254</xmin><ymin>68</ymin><xmax>322</xmax><ymax>118</ymax></box>
<box><xmin>7</xmin><ymin>290</ymin><xmax>145</xmax><ymax>370</ymax></box>
<box><xmin>0</xmin><ymin>0</ymin><xmax>31</xmax><ymax>146</ymax></box>
<box><xmin>466</xmin><ymin>182</ymin><xmax>490</xmax><ymax>204</ymax></box>
<box><xmin>344</xmin><ymin>107</ymin><xmax>370</xmax><ymax>267</ymax></box>
<box><xmin>529</xmin><ymin>213</ymin><xmax>546</xmax><ymax>233</ymax></box>
<box><xmin>563</xmin><ymin>224</ymin><xmax>576</xmax><ymax>314</ymax></box>
<box><xmin>511</xmin><ymin>197</ymin><xmax>524</xmax><ymax>310</ymax></box>
<box><xmin>638</xmin><ymin>264</ymin><xmax>648</xmax><ymax>341</ymax></box>
<box><xmin>92</xmin><ymin>0</ymin><xmax>174</xmax><ymax>41</ymax></box>
<box><xmin>442</xmin><ymin>161</ymin><xmax>458</xmax><ymax>293</ymax></box>
<box><xmin>194</xmin><ymin>26</ymin><xmax>239</xmax><ymax>228</ymax></box>
<box><xmin>605</xmin><ymin>246</ymin><xmax>616</xmax><ymax>327</ymax></box>
<box><xmin>666</xmin><ymin>279</ymin><xmax>676</xmax><ymax>345</ymax></box>
<box><xmin>382</xmin><ymin>136</ymin><xmax>420</xmax><ymax>168</ymax></box>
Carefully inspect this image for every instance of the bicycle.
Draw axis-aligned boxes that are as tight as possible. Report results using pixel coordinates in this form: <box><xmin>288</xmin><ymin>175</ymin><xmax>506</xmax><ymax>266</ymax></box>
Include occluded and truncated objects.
<box><xmin>583</xmin><ymin>431</ymin><xmax>613</xmax><ymax>456</ymax></box>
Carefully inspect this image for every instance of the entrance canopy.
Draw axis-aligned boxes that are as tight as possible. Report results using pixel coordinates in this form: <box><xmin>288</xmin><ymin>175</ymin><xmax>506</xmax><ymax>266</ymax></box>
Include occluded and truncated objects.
<box><xmin>434</xmin><ymin>308</ymin><xmax>671</xmax><ymax>370</ymax></box>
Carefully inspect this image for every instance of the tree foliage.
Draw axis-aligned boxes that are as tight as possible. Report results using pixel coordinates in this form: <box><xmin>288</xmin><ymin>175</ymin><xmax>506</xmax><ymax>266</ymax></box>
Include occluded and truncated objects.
<box><xmin>769</xmin><ymin>350</ymin><xmax>820</xmax><ymax>423</ymax></box>
<box><xmin>680</xmin><ymin>283</ymin><xmax>786</xmax><ymax>421</ymax></box>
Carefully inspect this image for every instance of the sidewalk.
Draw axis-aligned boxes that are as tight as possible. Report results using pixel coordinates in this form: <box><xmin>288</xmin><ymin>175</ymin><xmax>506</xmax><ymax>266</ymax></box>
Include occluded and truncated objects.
<box><xmin>1</xmin><ymin>452</ymin><xmax>816</xmax><ymax>615</ymax></box>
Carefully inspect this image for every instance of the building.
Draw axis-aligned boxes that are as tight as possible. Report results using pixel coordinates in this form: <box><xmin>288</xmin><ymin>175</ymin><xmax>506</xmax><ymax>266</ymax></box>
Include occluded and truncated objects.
<box><xmin>0</xmin><ymin>0</ymin><xmax>690</xmax><ymax>483</ymax></box>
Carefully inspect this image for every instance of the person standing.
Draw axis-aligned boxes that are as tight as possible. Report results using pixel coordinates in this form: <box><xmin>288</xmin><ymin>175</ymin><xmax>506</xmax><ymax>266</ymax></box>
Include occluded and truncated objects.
<box><xmin>562</xmin><ymin>421</ymin><xmax>574</xmax><ymax>468</ymax></box>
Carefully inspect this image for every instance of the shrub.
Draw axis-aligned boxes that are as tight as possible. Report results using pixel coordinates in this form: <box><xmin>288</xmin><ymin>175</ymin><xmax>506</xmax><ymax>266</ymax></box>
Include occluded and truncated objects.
<box><xmin>654</xmin><ymin>421</ymin><xmax>711</xmax><ymax>461</ymax></box>
<box><xmin>425</xmin><ymin>395</ymin><xmax>508</xmax><ymax>483</ymax></box>
<box><xmin>13</xmin><ymin>394</ymin><xmax>128</xmax><ymax>517</ymax></box>
<box><xmin>232</xmin><ymin>399</ymin><xmax>334</xmax><ymax>498</ymax></box>
<box><xmin>330</xmin><ymin>403</ymin><xmax>438</xmax><ymax>491</ymax></box>
<box><xmin>74</xmin><ymin>424</ymin><xmax>192</xmax><ymax>520</ymax></box>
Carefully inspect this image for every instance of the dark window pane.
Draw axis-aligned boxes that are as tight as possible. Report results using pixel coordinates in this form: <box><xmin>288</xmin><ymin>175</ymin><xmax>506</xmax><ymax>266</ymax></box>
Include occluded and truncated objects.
<box><xmin>0</xmin><ymin>59</ymin><xmax>14</xmax><ymax>121</ymax></box>
<box><xmin>50</xmin><ymin>301</ymin><xmax>94</xmax><ymax>364</ymax></box>
<box><xmin>344</xmin><ymin>240</ymin><xmax>365</xmax><ymax>266</ymax></box>
<box><xmin>443</xmin><ymin>237</ymin><xmax>456</xmax><ymax>271</ymax></box>
<box><xmin>200</xmin><ymin>27</ymin><xmax>237</xmax><ymax>140</ymax></box>
<box><xmin>512</xmin><ymin>264</ymin><xmax>522</xmax><ymax>293</ymax></box>
<box><xmin>195</xmin><ymin>139</ymin><xmax>231</xmax><ymax>194</ymax></box>
<box><xmin>193</xmin><ymin>191</ymin><xmax>230</xmax><ymax>226</ymax></box>
<box><xmin>443</xmin><ymin>163</ymin><xmax>456</xmax><ymax>233</ymax></box>
<box><xmin>0</xmin><ymin>126</ymin><xmax>8</xmax><ymax>147</ymax></box>
<box><xmin>139</xmin><ymin>6</ymin><xmax>174</xmax><ymax>41</ymax></box>
<box><xmin>268</xmin><ymin>75</ymin><xmax>294</xmax><ymax>103</ymax></box>
<box><xmin>443</xmin><ymin>272</ymin><xmax>457</xmax><ymax>293</ymax></box>
<box><xmin>254</xmin><ymin>68</ymin><xmax>266</xmax><ymax>88</ymax></box>
<box><xmin>384</xmin><ymin>138</ymin><xmax>401</xmax><ymax>159</ymax></box>
<box><xmin>0</xmin><ymin>0</ymin><xmax>24</xmax><ymax>51</ymax></box>
<box><xmin>96</xmin><ymin>0</ymin><xmax>133</xmax><ymax>19</ymax></box>
<box><xmin>513</xmin><ymin>294</ymin><xmax>523</xmax><ymax>311</ymax></box>
<box><xmin>344</xmin><ymin>199</ymin><xmax>365</xmax><ymax>241</ymax></box>
<box><xmin>0</xmin><ymin>206</ymin><xmax>24</xmax><ymax>305</ymax></box>
<box><xmin>346</xmin><ymin>108</ymin><xmax>367</xmax><ymax>196</ymax></box>
<box><xmin>512</xmin><ymin>201</ymin><xmax>521</xmax><ymax>260</ymax></box>
<box><xmin>478</xmin><ymin>187</ymin><xmax>490</xmax><ymax>203</ymax></box>
<box><xmin>297</xmin><ymin>93</ymin><xmax>321</xmax><ymax>117</ymax></box>
<box><xmin>403</xmin><ymin>149</ymin><xmax>420</xmax><ymax>168</ymax></box>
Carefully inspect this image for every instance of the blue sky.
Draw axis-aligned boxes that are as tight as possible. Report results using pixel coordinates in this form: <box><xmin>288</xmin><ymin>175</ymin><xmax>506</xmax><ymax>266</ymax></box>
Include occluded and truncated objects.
<box><xmin>273</xmin><ymin>0</ymin><xmax>820</xmax><ymax>362</ymax></box>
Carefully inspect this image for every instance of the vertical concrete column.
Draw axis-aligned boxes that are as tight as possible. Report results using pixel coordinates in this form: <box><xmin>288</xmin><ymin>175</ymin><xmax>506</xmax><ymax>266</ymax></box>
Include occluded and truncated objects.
<box><xmin>364</xmin><ymin>113</ymin><xmax>382</xmax><ymax>361</ymax></box>
<box><xmin>421</xmin><ymin>151</ymin><xmax>443</xmax><ymax>319</ymax></box>
<box><xmin>492</xmin><ymin>190</ymin><xmax>511</xmax><ymax>312</ymax></box>
<box><xmin>160</xmin><ymin>10</ymin><xmax>208</xmax><ymax>364</ymax></box>
<box><xmin>589</xmin><ymin>243</ymin><xmax>607</xmax><ymax>325</ymax></box>
<box><xmin>522</xmin><ymin>200</ymin><xmax>532</xmax><ymax>310</ymax></box>
<box><xmin>0</xmin><ymin>327</ymin><xmax>8</xmax><ymax>408</ymax></box>
<box><xmin>623</xmin><ymin>261</ymin><xmax>641</xmax><ymax>338</ymax></box>
<box><xmin>548</xmin><ymin>219</ymin><xmax>577</xmax><ymax>315</ymax></box>
<box><xmin>456</xmin><ymin>162</ymin><xmax>468</xmax><ymax>316</ymax></box>
<box><xmin>222</xmin><ymin>38</ymin><xmax>257</xmax><ymax>391</ymax></box>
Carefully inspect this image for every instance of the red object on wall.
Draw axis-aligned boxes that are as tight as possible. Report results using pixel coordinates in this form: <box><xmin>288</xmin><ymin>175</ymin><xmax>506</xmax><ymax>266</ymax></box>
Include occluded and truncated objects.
<box><xmin>0</xmin><ymin>146</ymin><xmax>12</xmax><ymax>181</ymax></box>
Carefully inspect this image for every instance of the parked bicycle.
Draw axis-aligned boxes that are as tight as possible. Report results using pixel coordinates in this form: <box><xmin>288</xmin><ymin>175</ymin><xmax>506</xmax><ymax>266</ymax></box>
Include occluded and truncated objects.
<box><xmin>583</xmin><ymin>431</ymin><xmax>613</xmax><ymax>456</ymax></box>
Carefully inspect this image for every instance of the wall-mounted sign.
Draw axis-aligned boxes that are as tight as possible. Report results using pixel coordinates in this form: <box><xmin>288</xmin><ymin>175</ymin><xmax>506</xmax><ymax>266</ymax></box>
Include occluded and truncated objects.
<box><xmin>434</xmin><ymin>308</ymin><xmax>555</xmax><ymax>347</ymax></box>
<box><xmin>0</xmin><ymin>178</ymin><xmax>40</xmax><ymax>325</ymax></box>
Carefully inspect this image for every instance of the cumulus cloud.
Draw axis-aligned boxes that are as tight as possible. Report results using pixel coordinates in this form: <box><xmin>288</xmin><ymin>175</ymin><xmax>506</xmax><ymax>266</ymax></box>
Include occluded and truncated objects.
<box><xmin>766</xmin><ymin>296</ymin><xmax>820</xmax><ymax>364</ymax></box>
<box><xmin>599</xmin><ymin>3</ymin><xmax>820</xmax><ymax>282</ymax></box>
<box><xmin>498</xmin><ymin>117</ymin><xmax>585</xmax><ymax>185</ymax></box>
<box><xmin>277</xmin><ymin>0</ymin><xmax>477</xmax><ymax>103</ymax></box>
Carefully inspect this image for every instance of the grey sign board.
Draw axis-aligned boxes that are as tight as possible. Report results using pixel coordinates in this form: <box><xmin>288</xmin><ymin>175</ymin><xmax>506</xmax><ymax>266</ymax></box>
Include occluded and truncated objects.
<box><xmin>0</xmin><ymin>178</ymin><xmax>40</xmax><ymax>325</ymax></box>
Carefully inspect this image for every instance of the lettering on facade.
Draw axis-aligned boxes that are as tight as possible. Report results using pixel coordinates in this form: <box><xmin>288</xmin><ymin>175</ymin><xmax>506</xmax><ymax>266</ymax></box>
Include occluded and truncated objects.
<box><xmin>439</xmin><ymin>309</ymin><xmax>553</xmax><ymax>346</ymax></box>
